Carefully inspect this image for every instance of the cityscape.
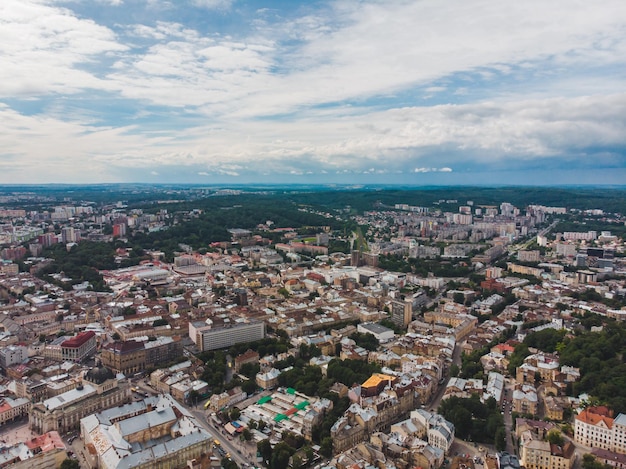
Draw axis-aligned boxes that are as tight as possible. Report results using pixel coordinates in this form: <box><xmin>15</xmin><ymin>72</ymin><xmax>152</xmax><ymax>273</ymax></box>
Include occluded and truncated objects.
<box><xmin>2</xmin><ymin>0</ymin><xmax>626</xmax><ymax>469</ymax></box>
<box><xmin>0</xmin><ymin>185</ymin><xmax>624</xmax><ymax>469</ymax></box>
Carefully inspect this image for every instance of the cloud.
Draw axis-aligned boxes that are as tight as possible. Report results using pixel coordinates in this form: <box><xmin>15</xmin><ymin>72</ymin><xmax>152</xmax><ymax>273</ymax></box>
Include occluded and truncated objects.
<box><xmin>413</xmin><ymin>167</ymin><xmax>453</xmax><ymax>173</ymax></box>
<box><xmin>0</xmin><ymin>0</ymin><xmax>126</xmax><ymax>98</ymax></box>
<box><xmin>0</xmin><ymin>0</ymin><xmax>625</xmax><ymax>183</ymax></box>
<box><xmin>190</xmin><ymin>0</ymin><xmax>234</xmax><ymax>10</ymax></box>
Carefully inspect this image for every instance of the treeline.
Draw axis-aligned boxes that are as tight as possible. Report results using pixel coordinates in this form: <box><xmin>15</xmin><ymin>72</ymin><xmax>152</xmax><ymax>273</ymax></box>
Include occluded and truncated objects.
<box><xmin>378</xmin><ymin>254</ymin><xmax>473</xmax><ymax>277</ymax></box>
<box><xmin>286</xmin><ymin>186</ymin><xmax>626</xmax><ymax>214</ymax></box>
<box><xmin>37</xmin><ymin>242</ymin><xmax>116</xmax><ymax>291</ymax></box>
<box><xmin>129</xmin><ymin>194</ymin><xmax>346</xmax><ymax>258</ymax></box>
<box><xmin>559</xmin><ymin>322</ymin><xmax>626</xmax><ymax>414</ymax></box>
<box><xmin>36</xmin><ymin>240</ymin><xmax>150</xmax><ymax>291</ymax></box>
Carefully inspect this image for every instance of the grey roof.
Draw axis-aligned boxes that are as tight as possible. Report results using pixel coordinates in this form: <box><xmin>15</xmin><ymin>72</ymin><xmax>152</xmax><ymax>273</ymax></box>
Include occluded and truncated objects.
<box><xmin>359</xmin><ymin>322</ymin><xmax>394</xmax><ymax>335</ymax></box>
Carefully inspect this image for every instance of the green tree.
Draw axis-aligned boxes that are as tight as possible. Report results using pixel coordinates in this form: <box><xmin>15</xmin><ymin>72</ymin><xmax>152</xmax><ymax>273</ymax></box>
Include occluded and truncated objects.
<box><xmin>221</xmin><ymin>458</ymin><xmax>239</xmax><ymax>469</ymax></box>
<box><xmin>242</xmin><ymin>379</ymin><xmax>257</xmax><ymax>395</ymax></box>
<box><xmin>229</xmin><ymin>407</ymin><xmax>241</xmax><ymax>421</ymax></box>
<box><xmin>320</xmin><ymin>437</ymin><xmax>333</xmax><ymax>458</ymax></box>
<box><xmin>257</xmin><ymin>439</ymin><xmax>272</xmax><ymax>465</ymax></box>
<box><xmin>495</xmin><ymin>427</ymin><xmax>507</xmax><ymax>451</ymax></box>
<box><xmin>60</xmin><ymin>460</ymin><xmax>80</xmax><ymax>469</ymax></box>
<box><xmin>546</xmin><ymin>430</ymin><xmax>564</xmax><ymax>446</ymax></box>
<box><xmin>582</xmin><ymin>454</ymin><xmax>611</xmax><ymax>469</ymax></box>
<box><xmin>270</xmin><ymin>442</ymin><xmax>294</xmax><ymax>469</ymax></box>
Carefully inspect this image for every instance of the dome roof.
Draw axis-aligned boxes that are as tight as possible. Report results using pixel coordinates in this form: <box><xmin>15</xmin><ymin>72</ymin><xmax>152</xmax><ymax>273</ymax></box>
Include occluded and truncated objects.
<box><xmin>85</xmin><ymin>366</ymin><xmax>115</xmax><ymax>385</ymax></box>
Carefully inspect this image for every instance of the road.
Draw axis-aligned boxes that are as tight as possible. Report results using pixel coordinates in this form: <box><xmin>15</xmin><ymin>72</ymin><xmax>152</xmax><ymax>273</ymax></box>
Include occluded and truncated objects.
<box><xmin>189</xmin><ymin>406</ymin><xmax>256</xmax><ymax>467</ymax></box>
<box><xmin>502</xmin><ymin>379</ymin><xmax>516</xmax><ymax>455</ymax></box>
<box><xmin>133</xmin><ymin>378</ymin><xmax>256</xmax><ymax>467</ymax></box>
<box><xmin>427</xmin><ymin>340</ymin><xmax>463</xmax><ymax>412</ymax></box>
<box><xmin>509</xmin><ymin>220</ymin><xmax>558</xmax><ymax>253</ymax></box>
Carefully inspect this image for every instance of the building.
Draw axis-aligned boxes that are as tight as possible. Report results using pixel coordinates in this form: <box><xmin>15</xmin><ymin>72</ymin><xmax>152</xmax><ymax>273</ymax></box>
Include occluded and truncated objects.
<box><xmin>518</xmin><ymin>250</ymin><xmax>540</xmax><ymax>263</ymax></box>
<box><xmin>208</xmin><ymin>386</ymin><xmax>247</xmax><ymax>411</ymax></box>
<box><xmin>0</xmin><ymin>396</ymin><xmax>30</xmax><ymax>426</ymax></box>
<box><xmin>411</xmin><ymin>409</ymin><xmax>456</xmax><ymax>453</ymax></box>
<box><xmin>81</xmin><ymin>394</ymin><xmax>213</xmax><ymax>469</ymax></box>
<box><xmin>390</xmin><ymin>299</ymin><xmax>413</xmax><ymax>328</ymax></box>
<box><xmin>520</xmin><ymin>431</ymin><xmax>575</xmax><ymax>469</ymax></box>
<box><xmin>29</xmin><ymin>366</ymin><xmax>131</xmax><ymax>434</ymax></box>
<box><xmin>512</xmin><ymin>385</ymin><xmax>538</xmax><ymax>416</ymax></box>
<box><xmin>192</xmin><ymin>320</ymin><xmax>265</xmax><ymax>352</ymax></box>
<box><xmin>357</xmin><ymin>322</ymin><xmax>395</xmax><ymax>342</ymax></box>
<box><xmin>256</xmin><ymin>368</ymin><xmax>281</xmax><ymax>390</ymax></box>
<box><xmin>575</xmin><ymin>407</ymin><xmax>626</xmax><ymax>454</ymax></box>
<box><xmin>0</xmin><ymin>344</ymin><xmax>28</xmax><ymax>370</ymax></box>
<box><xmin>234</xmin><ymin>349</ymin><xmax>260</xmax><ymax>372</ymax></box>
<box><xmin>61</xmin><ymin>331</ymin><xmax>97</xmax><ymax>363</ymax></box>
<box><xmin>60</xmin><ymin>227</ymin><xmax>80</xmax><ymax>244</ymax></box>
<box><xmin>0</xmin><ymin>431</ymin><xmax>67</xmax><ymax>469</ymax></box>
<box><xmin>100</xmin><ymin>340</ymin><xmax>145</xmax><ymax>374</ymax></box>
<box><xmin>101</xmin><ymin>336</ymin><xmax>184</xmax><ymax>375</ymax></box>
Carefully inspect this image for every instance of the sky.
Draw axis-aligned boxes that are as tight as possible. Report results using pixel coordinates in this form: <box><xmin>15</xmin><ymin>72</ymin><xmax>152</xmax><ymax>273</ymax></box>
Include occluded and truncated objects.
<box><xmin>1</xmin><ymin>0</ymin><xmax>625</xmax><ymax>186</ymax></box>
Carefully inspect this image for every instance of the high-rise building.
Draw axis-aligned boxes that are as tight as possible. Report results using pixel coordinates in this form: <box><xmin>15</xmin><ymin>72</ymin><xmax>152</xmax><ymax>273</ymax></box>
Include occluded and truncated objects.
<box><xmin>390</xmin><ymin>299</ymin><xmax>413</xmax><ymax>328</ymax></box>
<box><xmin>61</xmin><ymin>227</ymin><xmax>80</xmax><ymax>244</ymax></box>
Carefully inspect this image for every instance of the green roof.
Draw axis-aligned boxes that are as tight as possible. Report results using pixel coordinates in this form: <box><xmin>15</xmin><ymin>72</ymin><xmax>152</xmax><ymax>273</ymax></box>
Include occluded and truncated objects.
<box><xmin>286</xmin><ymin>387</ymin><xmax>296</xmax><ymax>395</ymax></box>
<box><xmin>257</xmin><ymin>396</ymin><xmax>272</xmax><ymax>405</ymax></box>
<box><xmin>274</xmin><ymin>413</ymin><xmax>289</xmax><ymax>422</ymax></box>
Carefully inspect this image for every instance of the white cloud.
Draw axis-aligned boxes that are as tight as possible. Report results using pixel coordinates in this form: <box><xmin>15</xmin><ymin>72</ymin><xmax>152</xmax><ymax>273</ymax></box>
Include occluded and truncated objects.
<box><xmin>6</xmin><ymin>91</ymin><xmax>625</xmax><ymax>183</ymax></box>
<box><xmin>0</xmin><ymin>0</ymin><xmax>625</xmax><ymax>182</ymax></box>
<box><xmin>0</xmin><ymin>0</ymin><xmax>126</xmax><ymax>97</ymax></box>
<box><xmin>191</xmin><ymin>0</ymin><xmax>234</xmax><ymax>9</ymax></box>
<box><xmin>414</xmin><ymin>168</ymin><xmax>454</xmax><ymax>173</ymax></box>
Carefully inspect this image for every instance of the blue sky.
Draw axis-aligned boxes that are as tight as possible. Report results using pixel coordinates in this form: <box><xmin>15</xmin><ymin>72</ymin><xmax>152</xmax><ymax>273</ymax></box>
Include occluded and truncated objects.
<box><xmin>1</xmin><ymin>0</ymin><xmax>625</xmax><ymax>185</ymax></box>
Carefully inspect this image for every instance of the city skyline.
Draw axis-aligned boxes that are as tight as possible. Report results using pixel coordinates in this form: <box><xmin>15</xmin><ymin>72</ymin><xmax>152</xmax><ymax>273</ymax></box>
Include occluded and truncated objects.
<box><xmin>1</xmin><ymin>0</ymin><xmax>625</xmax><ymax>185</ymax></box>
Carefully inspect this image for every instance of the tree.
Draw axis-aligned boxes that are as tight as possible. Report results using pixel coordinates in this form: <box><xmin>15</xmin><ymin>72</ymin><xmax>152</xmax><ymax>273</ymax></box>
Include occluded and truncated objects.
<box><xmin>221</xmin><ymin>457</ymin><xmax>239</xmax><ymax>469</ymax></box>
<box><xmin>495</xmin><ymin>427</ymin><xmax>507</xmax><ymax>451</ymax></box>
<box><xmin>60</xmin><ymin>460</ymin><xmax>80</xmax><ymax>469</ymax></box>
<box><xmin>582</xmin><ymin>454</ymin><xmax>611</xmax><ymax>469</ymax></box>
<box><xmin>546</xmin><ymin>430</ymin><xmax>564</xmax><ymax>446</ymax></box>
<box><xmin>111</xmin><ymin>332</ymin><xmax>121</xmax><ymax>341</ymax></box>
<box><xmin>258</xmin><ymin>439</ymin><xmax>272</xmax><ymax>465</ymax></box>
<box><xmin>292</xmin><ymin>455</ymin><xmax>304</xmax><ymax>469</ymax></box>
<box><xmin>242</xmin><ymin>379</ymin><xmax>257</xmax><ymax>395</ymax></box>
<box><xmin>320</xmin><ymin>437</ymin><xmax>333</xmax><ymax>457</ymax></box>
<box><xmin>229</xmin><ymin>407</ymin><xmax>241</xmax><ymax>421</ymax></box>
<box><xmin>242</xmin><ymin>428</ymin><xmax>252</xmax><ymax>441</ymax></box>
<box><xmin>270</xmin><ymin>443</ymin><xmax>293</xmax><ymax>469</ymax></box>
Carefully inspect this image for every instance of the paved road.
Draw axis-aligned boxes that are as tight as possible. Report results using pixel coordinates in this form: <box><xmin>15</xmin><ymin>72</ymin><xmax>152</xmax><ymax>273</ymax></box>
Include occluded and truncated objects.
<box><xmin>189</xmin><ymin>406</ymin><xmax>256</xmax><ymax>468</ymax></box>
<box><xmin>428</xmin><ymin>340</ymin><xmax>462</xmax><ymax>412</ymax></box>
<box><xmin>502</xmin><ymin>380</ymin><xmax>515</xmax><ymax>455</ymax></box>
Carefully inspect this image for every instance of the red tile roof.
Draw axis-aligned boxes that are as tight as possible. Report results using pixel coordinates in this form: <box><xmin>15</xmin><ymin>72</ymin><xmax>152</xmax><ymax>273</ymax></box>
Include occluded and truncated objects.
<box><xmin>61</xmin><ymin>330</ymin><xmax>96</xmax><ymax>348</ymax></box>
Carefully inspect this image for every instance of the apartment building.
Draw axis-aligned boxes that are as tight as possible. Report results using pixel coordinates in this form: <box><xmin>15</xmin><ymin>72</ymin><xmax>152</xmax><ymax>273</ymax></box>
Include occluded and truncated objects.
<box><xmin>575</xmin><ymin>407</ymin><xmax>626</xmax><ymax>454</ymax></box>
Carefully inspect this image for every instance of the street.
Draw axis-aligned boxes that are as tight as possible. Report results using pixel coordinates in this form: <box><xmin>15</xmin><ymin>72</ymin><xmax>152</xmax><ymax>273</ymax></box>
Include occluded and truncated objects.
<box><xmin>189</xmin><ymin>406</ymin><xmax>257</xmax><ymax>467</ymax></box>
